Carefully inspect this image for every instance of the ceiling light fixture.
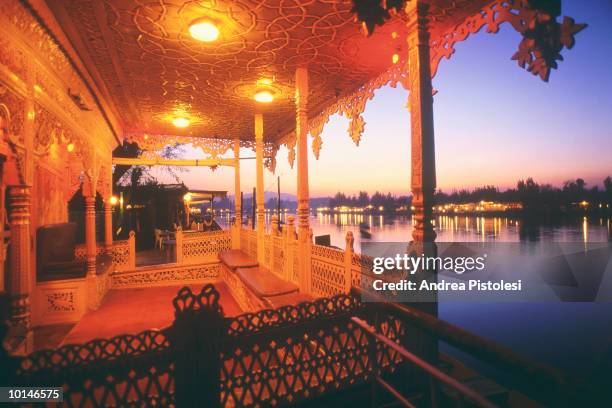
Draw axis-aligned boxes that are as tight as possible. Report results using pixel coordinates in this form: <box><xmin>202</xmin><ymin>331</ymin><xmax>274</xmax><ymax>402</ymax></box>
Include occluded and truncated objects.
<box><xmin>173</xmin><ymin>117</ymin><xmax>190</xmax><ymax>128</ymax></box>
<box><xmin>254</xmin><ymin>89</ymin><xmax>274</xmax><ymax>103</ymax></box>
<box><xmin>189</xmin><ymin>19</ymin><xmax>219</xmax><ymax>42</ymax></box>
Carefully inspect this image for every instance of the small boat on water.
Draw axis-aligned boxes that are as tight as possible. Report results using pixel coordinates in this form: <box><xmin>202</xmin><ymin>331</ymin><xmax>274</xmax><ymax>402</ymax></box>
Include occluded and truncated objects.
<box><xmin>359</xmin><ymin>223</ymin><xmax>372</xmax><ymax>239</ymax></box>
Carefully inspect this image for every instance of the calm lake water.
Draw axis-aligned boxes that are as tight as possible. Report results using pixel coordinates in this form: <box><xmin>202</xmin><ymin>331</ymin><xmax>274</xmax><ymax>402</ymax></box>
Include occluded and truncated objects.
<box><xmin>222</xmin><ymin>213</ymin><xmax>612</xmax><ymax>381</ymax></box>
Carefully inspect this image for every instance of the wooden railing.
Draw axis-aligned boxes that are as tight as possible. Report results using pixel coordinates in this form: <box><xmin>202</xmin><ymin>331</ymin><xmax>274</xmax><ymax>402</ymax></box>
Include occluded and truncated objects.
<box><xmin>8</xmin><ymin>284</ymin><xmax>587</xmax><ymax>407</ymax></box>
<box><xmin>73</xmin><ymin>231</ymin><xmax>136</xmax><ymax>272</ymax></box>
<box><xmin>8</xmin><ymin>285</ymin><xmax>404</xmax><ymax>408</ymax></box>
<box><xmin>240</xmin><ymin>228</ymin><xmax>257</xmax><ymax>259</ymax></box>
<box><xmin>111</xmin><ymin>232</ymin><xmax>136</xmax><ymax>271</ymax></box>
<box><xmin>351</xmin><ymin>286</ymin><xmax>584</xmax><ymax>407</ymax></box>
<box><xmin>240</xmin><ymin>223</ymin><xmax>299</xmax><ymax>284</ymax></box>
<box><xmin>353</xmin><ymin>316</ymin><xmax>498</xmax><ymax>408</ymax></box>
<box><xmin>239</xmin><ymin>224</ymin><xmax>372</xmax><ymax>297</ymax></box>
<box><xmin>176</xmin><ymin>229</ymin><xmax>231</xmax><ymax>264</ymax></box>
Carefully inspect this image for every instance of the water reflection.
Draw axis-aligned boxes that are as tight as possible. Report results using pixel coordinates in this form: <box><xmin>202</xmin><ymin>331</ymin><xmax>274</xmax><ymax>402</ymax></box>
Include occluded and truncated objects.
<box><xmin>217</xmin><ymin>212</ymin><xmax>611</xmax><ymax>251</ymax></box>
<box><xmin>306</xmin><ymin>213</ymin><xmax>611</xmax><ymax>251</ymax></box>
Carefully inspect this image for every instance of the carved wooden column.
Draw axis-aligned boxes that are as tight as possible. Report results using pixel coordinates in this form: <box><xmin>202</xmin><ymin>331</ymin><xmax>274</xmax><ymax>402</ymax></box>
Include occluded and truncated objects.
<box><xmin>271</xmin><ymin>214</ymin><xmax>279</xmax><ymax>236</ymax></box>
<box><xmin>295</xmin><ymin>67</ymin><xmax>311</xmax><ymax>294</ymax></box>
<box><xmin>0</xmin><ymin>156</ymin><xmax>6</xmax><ymax>295</ymax></box>
<box><xmin>403</xmin><ymin>1</ymin><xmax>439</xmax><ymax>387</ymax></box>
<box><xmin>254</xmin><ymin>114</ymin><xmax>265</xmax><ymax>264</ymax></box>
<box><xmin>233</xmin><ymin>138</ymin><xmax>241</xmax><ymax>249</ymax></box>
<box><xmin>344</xmin><ymin>231</ymin><xmax>354</xmax><ymax>294</ymax></box>
<box><xmin>407</xmin><ymin>1</ymin><xmax>436</xmax><ymax>243</ymax></box>
<box><xmin>84</xmin><ymin>194</ymin><xmax>97</xmax><ymax>276</ymax></box>
<box><xmin>7</xmin><ymin>185</ymin><xmax>32</xmax><ymax>351</ymax></box>
<box><xmin>104</xmin><ymin>199</ymin><xmax>113</xmax><ymax>249</ymax></box>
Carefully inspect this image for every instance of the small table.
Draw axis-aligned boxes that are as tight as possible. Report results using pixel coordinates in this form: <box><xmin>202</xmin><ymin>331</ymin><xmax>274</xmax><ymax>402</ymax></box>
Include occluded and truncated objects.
<box><xmin>161</xmin><ymin>231</ymin><xmax>176</xmax><ymax>262</ymax></box>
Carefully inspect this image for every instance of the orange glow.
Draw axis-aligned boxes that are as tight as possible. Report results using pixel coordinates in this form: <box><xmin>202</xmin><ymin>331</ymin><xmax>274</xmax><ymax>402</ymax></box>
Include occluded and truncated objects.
<box><xmin>109</xmin><ymin>196</ymin><xmax>118</xmax><ymax>205</ymax></box>
<box><xmin>66</xmin><ymin>143</ymin><xmax>75</xmax><ymax>152</ymax></box>
<box><xmin>254</xmin><ymin>90</ymin><xmax>274</xmax><ymax>103</ymax></box>
<box><xmin>173</xmin><ymin>117</ymin><xmax>190</xmax><ymax>128</ymax></box>
<box><xmin>257</xmin><ymin>78</ymin><xmax>273</xmax><ymax>86</ymax></box>
<box><xmin>392</xmin><ymin>53</ymin><xmax>399</xmax><ymax>64</ymax></box>
<box><xmin>189</xmin><ymin>20</ymin><xmax>219</xmax><ymax>42</ymax></box>
<box><xmin>183</xmin><ymin>193</ymin><xmax>192</xmax><ymax>202</ymax></box>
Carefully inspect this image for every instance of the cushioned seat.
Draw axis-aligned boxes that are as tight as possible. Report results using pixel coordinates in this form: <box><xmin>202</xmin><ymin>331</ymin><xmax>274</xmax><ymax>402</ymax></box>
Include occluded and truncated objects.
<box><xmin>37</xmin><ymin>222</ymin><xmax>86</xmax><ymax>281</ymax></box>
<box><xmin>265</xmin><ymin>292</ymin><xmax>313</xmax><ymax>308</ymax></box>
<box><xmin>219</xmin><ymin>250</ymin><xmax>258</xmax><ymax>270</ymax></box>
<box><xmin>236</xmin><ymin>266</ymin><xmax>298</xmax><ymax>298</ymax></box>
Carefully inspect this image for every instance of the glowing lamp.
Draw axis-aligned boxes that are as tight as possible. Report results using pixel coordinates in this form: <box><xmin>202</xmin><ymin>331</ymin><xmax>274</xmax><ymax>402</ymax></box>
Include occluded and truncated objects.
<box><xmin>183</xmin><ymin>193</ymin><xmax>192</xmax><ymax>202</ymax></box>
<box><xmin>254</xmin><ymin>90</ymin><xmax>274</xmax><ymax>103</ymax></box>
<box><xmin>109</xmin><ymin>196</ymin><xmax>118</xmax><ymax>206</ymax></box>
<box><xmin>189</xmin><ymin>20</ymin><xmax>219</xmax><ymax>42</ymax></box>
<box><xmin>392</xmin><ymin>53</ymin><xmax>399</xmax><ymax>64</ymax></box>
<box><xmin>173</xmin><ymin>117</ymin><xmax>190</xmax><ymax>128</ymax></box>
<box><xmin>67</xmin><ymin>143</ymin><xmax>75</xmax><ymax>153</ymax></box>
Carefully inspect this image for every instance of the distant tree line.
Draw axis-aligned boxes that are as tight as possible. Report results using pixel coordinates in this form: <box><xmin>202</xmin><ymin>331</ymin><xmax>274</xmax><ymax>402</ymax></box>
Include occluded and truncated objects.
<box><xmin>328</xmin><ymin>191</ymin><xmax>410</xmax><ymax>209</ymax></box>
<box><xmin>326</xmin><ymin>177</ymin><xmax>612</xmax><ymax>215</ymax></box>
<box><xmin>435</xmin><ymin>176</ymin><xmax>612</xmax><ymax>214</ymax></box>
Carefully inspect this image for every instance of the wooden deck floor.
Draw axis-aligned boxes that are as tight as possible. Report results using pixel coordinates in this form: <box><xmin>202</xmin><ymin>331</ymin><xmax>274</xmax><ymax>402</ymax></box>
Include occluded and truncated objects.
<box><xmin>58</xmin><ymin>282</ymin><xmax>240</xmax><ymax>346</ymax></box>
<box><xmin>136</xmin><ymin>248</ymin><xmax>175</xmax><ymax>267</ymax></box>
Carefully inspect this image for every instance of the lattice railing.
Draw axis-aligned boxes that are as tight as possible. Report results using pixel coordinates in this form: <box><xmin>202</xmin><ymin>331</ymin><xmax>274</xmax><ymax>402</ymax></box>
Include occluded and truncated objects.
<box><xmin>272</xmin><ymin>235</ymin><xmax>284</xmax><ymax>278</ymax></box>
<box><xmin>220</xmin><ymin>289</ymin><xmax>404</xmax><ymax>407</ymax></box>
<box><xmin>263</xmin><ymin>234</ymin><xmax>271</xmax><ymax>267</ymax></box>
<box><xmin>14</xmin><ymin>329</ymin><xmax>174</xmax><ymax>407</ymax></box>
<box><xmin>10</xmin><ymin>284</ymin><xmax>405</xmax><ymax>408</ymax></box>
<box><xmin>311</xmin><ymin>244</ymin><xmax>349</xmax><ymax>297</ymax></box>
<box><xmin>112</xmin><ymin>263</ymin><xmax>220</xmax><ymax>288</ymax></box>
<box><xmin>292</xmin><ymin>252</ymin><xmax>299</xmax><ymax>284</ymax></box>
<box><xmin>351</xmin><ymin>251</ymin><xmax>375</xmax><ymax>288</ymax></box>
<box><xmin>111</xmin><ymin>234</ymin><xmax>136</xmax><ymax>271</ymax></box>
<box><xmin>73</xmin><ymin>233</ymin><xmax>135</xmax><ymax>272</ymax></box>
<box><xmin>240</xmin><ymin>228</ymin><xmax>257</xmax><ymax>259</ymax></box>
<box><xmin>74</xmin><ymin>243</ymin><xmax>105</xmax><ymax>261</ymax></box>
<box><xmin>179</xmin><ymin>230</ymin><xmax>231</xmax><ymax>264</ymax></box>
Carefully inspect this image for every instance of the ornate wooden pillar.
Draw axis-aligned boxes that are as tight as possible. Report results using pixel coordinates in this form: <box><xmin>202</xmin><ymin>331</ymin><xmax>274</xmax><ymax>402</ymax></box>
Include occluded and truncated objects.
<box><xmin>234</xmin><ymin>139</ymin><xmax>241</xmax><ymax>224</ymax></box>
<box><xmin>104</xmin><ymin>199</ymin><xmax>113</xmax><ymax>249</ymax></box>
<box><xmin>0</xmin><ymin>156</ymin><xmax>6</xmax><ymax>295</ymax></box>
<box><xmin>295</xmin><ymin>67</ymin><xmax>311</xmax><ymax>293</ymax></box>
<box><xmin>233</xmin><ymin>138</ymin><xmax>241</xmax><ymax>249</ymax></box>
<box><xmin>407</xmin><ymin>1</ymin><xmax>436</xmax><ymax>243</ymax></box>
<box><xmin>7</xmin><ymin>185</ymin><xmax>33</xmax><ymax>351</ymax></box>
<box><xmin>254</xmin><ymin>114</ymin><xmax>265</xmax><ymax>264</ymax></box>
<box><xmin>84</xmin><ymin>194</ymin><xmax>97</xmax><ymax>276</ymax></box>
<box><xmin>403</xmin><ymin>2</ymin><xmax>439</xmax><ymax>388</ymax></box>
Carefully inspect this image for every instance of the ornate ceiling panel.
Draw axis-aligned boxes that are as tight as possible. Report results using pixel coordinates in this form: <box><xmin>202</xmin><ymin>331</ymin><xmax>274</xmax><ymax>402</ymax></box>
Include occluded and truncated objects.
<box><xmin>47</xmin><ymin>0</ymin><xmax>490</xmax><ymax>143</ymax></box>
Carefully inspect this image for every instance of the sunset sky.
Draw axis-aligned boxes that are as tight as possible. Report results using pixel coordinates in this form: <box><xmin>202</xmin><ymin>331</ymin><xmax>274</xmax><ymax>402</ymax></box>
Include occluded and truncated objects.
<box><xmin>152</xmin><ymin>0</ymin><xmax>612</xmax><ymax>198</ymax></box>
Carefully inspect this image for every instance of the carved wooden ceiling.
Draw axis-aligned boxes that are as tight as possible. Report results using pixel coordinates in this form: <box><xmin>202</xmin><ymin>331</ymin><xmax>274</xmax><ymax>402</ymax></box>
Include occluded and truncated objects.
<box><xmin>46</xmin><ymin>0</ymin><xmax>490</xmax><ymax>143</ymax></box>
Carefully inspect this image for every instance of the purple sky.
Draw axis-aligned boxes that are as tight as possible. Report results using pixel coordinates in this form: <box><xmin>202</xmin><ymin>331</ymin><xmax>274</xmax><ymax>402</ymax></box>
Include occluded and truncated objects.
<box><xmin>153</xmin><ymin>0</ymin><xmax>612</xmax><ymax>197</ymax></box>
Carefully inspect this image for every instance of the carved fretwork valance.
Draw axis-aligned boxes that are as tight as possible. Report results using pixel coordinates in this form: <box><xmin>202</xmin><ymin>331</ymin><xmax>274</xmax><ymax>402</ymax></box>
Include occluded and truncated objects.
<box><xmin>124</xmin><ymin>133</ymin><xmax>280</xmax><ymax>173</ymax></box>
<box><xmin>429</xmin><ymin>0</ymin><xmax>587</xmax><ymax>82</ymax></box>
<box><xmin>291</xmin><ymin>0</ymin><xmax>587</xmax><ymax>163</ymax></box>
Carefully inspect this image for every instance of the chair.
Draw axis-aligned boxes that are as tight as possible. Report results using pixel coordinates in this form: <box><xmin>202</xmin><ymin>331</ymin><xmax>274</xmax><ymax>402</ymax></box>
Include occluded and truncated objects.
<box><xmin>154</xmin><ymin>229</ymin><xmax>163</xmax><ymax>250</ymax></box>
<box><xmin>36</xmin><ymin>222</ymin><xmax>86</xmax><ymax>281</ymax></box>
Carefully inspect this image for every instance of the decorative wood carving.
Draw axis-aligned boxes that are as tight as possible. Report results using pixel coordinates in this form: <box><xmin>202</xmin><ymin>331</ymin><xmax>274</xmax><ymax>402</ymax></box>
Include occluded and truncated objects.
<box><xmin>430</xmin><ymin>0</ymin><xmax>587</xmax><ymax>81</ymax></box>
<box><xmin>301</xmin><ymin>0</ymin><xmax>586</xmax><ymax>160</ymax></box>
<box><xmin>407</xmin><ymin>1</ymin><xmax>437</xmax><ymax>243</ymax></box>
<box><xmin>7</xmin><ymin>185</ymin><xmax>32</xmax><ymax>332</ymax></box>
<box><xmin>49</xmin><ymin>0</ymin><xmax>483</xmax><ymax>145</ymax></box>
